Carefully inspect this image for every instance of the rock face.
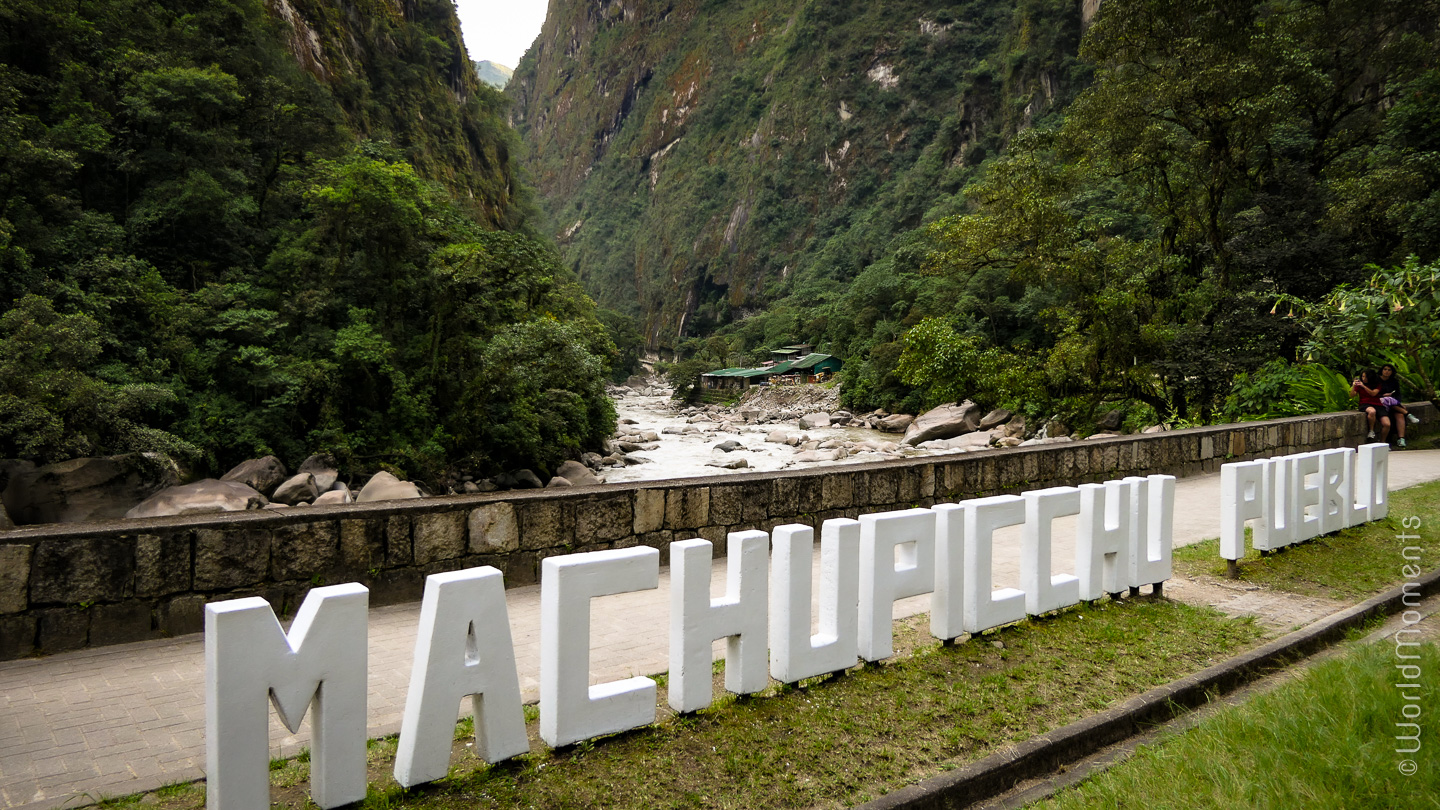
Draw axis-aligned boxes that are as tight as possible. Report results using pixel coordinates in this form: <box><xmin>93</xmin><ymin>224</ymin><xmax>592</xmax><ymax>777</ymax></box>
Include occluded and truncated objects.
<box><xmin>555</xmin><ymin>460</ymin><xmax>601</xmax><ymax>487</ymax></box>
<box><xmin>219</xmin><ymin>456</ymin><xmax>288</xmax><ymax>495</ymax></box>
<box><xmin>271</xmin><ymin>473</ymin><xmax>320</xmax><ymax>505</ymax></box>
<box><xmin>877</xmin><ymin>413</ymin><xmax>916</xmax><ymax>433</ymax></box>
<box><xmin>125</xmin><ymin>479</ymin><xmax>268</xmax><ymax>519</ymax></box>
<box><xmin>356</xmin><ymin>471</ymin><xmax>422</xmax><ymax>503</ymax></box>
<box><xmin>901</xmin><ymin>401</ymin><xmax>982</xmax><ymax>447</ymax></box>
<box><xmin>6</xmin><ymin>454</ymin><xmax>179</xmax><ymax>525</ymax></box>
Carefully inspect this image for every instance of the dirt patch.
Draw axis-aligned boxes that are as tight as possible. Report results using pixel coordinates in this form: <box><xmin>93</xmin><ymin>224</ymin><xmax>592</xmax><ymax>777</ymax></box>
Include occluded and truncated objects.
<box><xmin>1163</xmin><ymin>574</ymin><xmax>1348</xmax><ymax>634</ymax></box>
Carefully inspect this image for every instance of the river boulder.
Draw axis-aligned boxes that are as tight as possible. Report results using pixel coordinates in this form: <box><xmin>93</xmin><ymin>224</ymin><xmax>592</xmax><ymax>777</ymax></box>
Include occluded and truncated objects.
<box><xmin>271</xmin><ymin>473</ymin><xmax>320</xmax><ymax>505</ymax></box>
<box><xmin>219</xmin><ymin>456</ymin><xmax>288</xmax><ymax>495</ymax></box>
<box><xmin>901</xmin><ymin>401</ymin><xmax>982</xmax><ymax>446</ymax></box>
<box><xmin>798</xmin><ymin>412</ymin><xmax>832</xmax><ymax>430</ymax></box>
<box><xmin>8</xmin><ymin>454</ymin><xmax>179</xmax><ymax>524</ymax></box>
<box><xmin>877</xmin><ymin>413</ymin><xmax>915</xmax><ymax>433</ymax></box>
<box><xmin>356</xmin><ymin>471</ymin><xmax>422</xmax><ymax>503</ymax></box>
<box><xmin>555</xmin><ymin>460</ymin><xmax>601</xmax><ymax>487</ymax></box>
<box><xmin>125</xmin><ymin>479</ymin><xmax>268</xmax><ymax>519</ymax></box>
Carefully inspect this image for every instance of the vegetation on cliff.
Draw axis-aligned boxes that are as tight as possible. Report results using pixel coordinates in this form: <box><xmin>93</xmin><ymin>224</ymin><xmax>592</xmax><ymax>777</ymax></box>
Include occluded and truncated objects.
<box><xmin>0</xmin><ymin>0</ymin><xmax>617</xmax><ymax>481</ymax></box>
<box><xmin>514</xmin><ymin>0</ymin><xmax>1440</xmax><ymax>429</ymax></box>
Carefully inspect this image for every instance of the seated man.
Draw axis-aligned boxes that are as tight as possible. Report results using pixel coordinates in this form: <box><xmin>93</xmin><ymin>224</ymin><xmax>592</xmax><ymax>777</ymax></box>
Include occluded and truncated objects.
<box><xmin>1378</xmin><ymin>363</ymin><xmax>1418</xmax><ymax>449</ymax></box>
<box><xmin>1352</xmin><ymin>369</ymin><xmax>1391</xmax><ymax>443</ymax></box>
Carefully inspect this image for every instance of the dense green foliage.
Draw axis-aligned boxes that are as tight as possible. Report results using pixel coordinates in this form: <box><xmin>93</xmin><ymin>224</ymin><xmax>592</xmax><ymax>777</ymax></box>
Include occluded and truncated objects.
<box><xmin>0</xmin><ymin>0</ymin><xmax>616</xmax><ymax>481</ymax></box>
<box><xmin>520</xmin><ymin>0</ymin><xmax>1440</xmax><ymax>430</ymax></box>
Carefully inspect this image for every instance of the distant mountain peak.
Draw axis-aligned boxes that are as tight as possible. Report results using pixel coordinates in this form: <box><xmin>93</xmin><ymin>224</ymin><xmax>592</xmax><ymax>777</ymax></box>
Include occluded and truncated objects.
<box><xmin>475</xmin><ymin>60</ymin><xmax>514</xmax><ymax>89</ymax></box>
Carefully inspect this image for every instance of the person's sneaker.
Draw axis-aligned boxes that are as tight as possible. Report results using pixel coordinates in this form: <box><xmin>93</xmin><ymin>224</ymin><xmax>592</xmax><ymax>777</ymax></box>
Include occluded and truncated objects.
<box><xmin>1367</xmin><ymin>430</ymin><xmax>1376</xmax><ymax>440</ymax></box>
<box><xmin>1407</xmin><ymin>413</ymin><xmax>1420</xmax><ymax>425</ymax></box>
<box><xmin>1398</xmin><ymin>438</ymin><xmax>1407</xmax><ymax>448</ymax></box>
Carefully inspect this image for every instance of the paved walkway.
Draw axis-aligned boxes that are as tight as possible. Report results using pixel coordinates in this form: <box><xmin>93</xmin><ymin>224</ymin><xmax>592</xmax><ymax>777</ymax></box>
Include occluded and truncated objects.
<box><xmin>3</xmin><ymin>450</ymin><xmax>1439</xmax><ymax>810</ymax></box>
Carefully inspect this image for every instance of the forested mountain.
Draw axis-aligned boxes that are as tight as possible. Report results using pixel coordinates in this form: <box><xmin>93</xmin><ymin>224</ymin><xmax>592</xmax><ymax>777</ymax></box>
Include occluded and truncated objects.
<box><xmin>512</xmin><ymin>0</ymin><xmax>1440</xmax><ymax>425</ymax></box>
<box><xmin>475</xmin><ymin>60</ymin><xmax>514</xmax><ymax>89</ymax></box>
<box><xmin>0</xmin><ymin>0</ymin><xmax>617</xmax><ymax>482</ymax></box>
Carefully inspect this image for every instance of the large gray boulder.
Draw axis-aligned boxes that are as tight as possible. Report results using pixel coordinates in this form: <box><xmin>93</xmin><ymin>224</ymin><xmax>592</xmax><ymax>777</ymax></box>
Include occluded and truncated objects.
<box><xmin>298</xmin><ymin>454</ymin><xmax>340</xmax><ymax>492</ymax></box>
<box><xmin>901</xmin><ymin>401</ymin><xmax>982</xmax><ymax>447</ymax></box>
<box><xmin>125</xmin><ymin>479</ymin><xmax>268</xmax><ymax>519</ymax></box>
<box><xmin>979</xmin><ymin>409</ymin><xmax>1013</xmax><ymax>431</ymax></box>
<box><xmin>356</xmin><ymin>471</ymin><xmax>422</xmax><ymax>503</ymax></box>
<box><xmin>219</xmin><ymin>456</ymin><xmax>288</xmax><ymax>495</ymax></box>
<box><xmin>8</xmin><ymin>454</ymin><xmax>179</xmax><ymax>525</ymax></box>
<box><xmin>877</xmin><ymin>413</ymin><xmax>915</xmax><ymax>433</ymax></box>
<box><xmin>313</xmin><ymin>488</ymin><xmax>352</xmax><ymax>506</ymax></box>
<box><xmin>271</xmin><ymin>473</ymin><xmax>320</xmax><ymax>505</ymax></box>
<box><xmin>555</xmin><ymin>460</ymin><xmax>601</xmax><ymax>487</ymax></box>
<box><xmin>798</xmin><ymin>412</ymin><xmax>833</xmax><ymax>430</ymax></box>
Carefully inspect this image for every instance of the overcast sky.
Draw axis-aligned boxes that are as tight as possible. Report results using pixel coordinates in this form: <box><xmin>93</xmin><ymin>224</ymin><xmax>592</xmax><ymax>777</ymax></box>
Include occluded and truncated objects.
<box><xmin>455</xmin><ymin>0</ymin><xmax>549</xmax><ymax>69</ymax></box>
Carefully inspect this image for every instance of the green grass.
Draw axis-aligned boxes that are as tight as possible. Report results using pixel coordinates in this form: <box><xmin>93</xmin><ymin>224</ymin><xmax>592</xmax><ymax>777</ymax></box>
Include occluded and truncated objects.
<box><xmin>1034</xmin><ymin>640</ymin><xmax>1440</xmax><ymax>810</ymax></box>
<box><xmin>109</xmin><ymin>599</ymin><xmax>1260</xmax><ymax>810</ymax></box>
<box><xmin>1173</xmin><ymin>480</ymin><xmax>1440</xmax><ymax>600</ymax></box>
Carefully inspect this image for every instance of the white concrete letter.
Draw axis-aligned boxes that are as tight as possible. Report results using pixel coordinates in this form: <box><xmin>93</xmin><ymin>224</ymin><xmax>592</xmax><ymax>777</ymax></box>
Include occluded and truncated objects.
<box><xmin>1293</xmin><ymin>451</ymin><xmax>1322</xmax><ymax>543</ymax></box>
<box><xmin>1255</xmin><ymin>456</ymin><xmax>1298</xmax><ymax>552</ymax></box>
<box><xmin>394</xmin><ymin>568</ymin><xmax>527</xmax><ymax>787</ymax></box>
<box><xmin>1220</xmin><ymin>460</ymin><xmax>1265</xmax><ymax>560</ymax></box>
<box><xmin>1318</xmin><ymin>448</ymin><xmax>1350</xmax><ymax>535</ymax></box>
<box><xmin>668</xmin><ymin>531</ymin><xmax>769</xmax><ymax>713</ymax></box>
<box><xmin>1021</xmin><ymin>487</ymin><xmax>1081</xmax><ymax>615</ymax></box>
<box><xmin>964</xmin><ymin>495</ymin><xmax>1027</xmax><ymax>633</ymax></box>
<box><xmin>1130</xmin><ymin>475</ymin><xmax>1175</xmax><ymax>587</ymax></box>
<box><xmin>205</xmin><ymin>584</ymin><xmax>368</xmax><ymax>810</ymax></box>
<box><xmin>858</xmin><ymin>508</ymin><xmax>937</xmax><ymax>661</ymax></box>
<box><xmin>540</xmin><ymin>547</ymin><xmax>659</xmax><ymax>747</ymax></box>
<box><xmin>1356</xmin><ymin>442</ymin><xmax>1389</xmax><ymax>521</ymax></box>
<box><xmin>1077</xmin><ymin>480</ymin><xmax>1132</xmax><ymax>599</ymax></box>
<box><xmin>769</xmin><ymin>520</ymin><xmax>860</xmax><ymax>683</ymax></box>
<box><xmin>930</xmin><ymin>503</ymin><xmax>966</xmax><ymax>641</ymax></box>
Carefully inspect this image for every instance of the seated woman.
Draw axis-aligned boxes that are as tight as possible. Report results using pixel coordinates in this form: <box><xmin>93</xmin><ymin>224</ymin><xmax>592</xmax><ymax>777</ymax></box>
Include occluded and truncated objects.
<box><xmin>1378</xmin><ymin>364</ymin><xmax>1417</xmax><ymax>448</ymax></box>
<box><xmin>1352</xmin><ymin>369</ymin><xmax>1391</xmax><ymax>443</ymax></box>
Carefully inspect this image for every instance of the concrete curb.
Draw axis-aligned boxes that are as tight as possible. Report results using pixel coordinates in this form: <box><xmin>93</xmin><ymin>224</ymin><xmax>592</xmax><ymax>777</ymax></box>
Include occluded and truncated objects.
<box><xmin>854</xmin><ymin>567</ymin><xmax>1440</xmax><ymax>810</ymax></box>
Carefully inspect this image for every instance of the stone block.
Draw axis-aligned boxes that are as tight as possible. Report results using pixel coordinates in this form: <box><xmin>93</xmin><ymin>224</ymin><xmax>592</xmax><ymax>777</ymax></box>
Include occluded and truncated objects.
<box><xmin>134</xmin><ymin>533</ymin><xmax>191</xmax><ymax>598</ymax></box>
<box><xmin>697</xmin><ymin>525</ymin><xmax>727</xmax><ymax>545</ymax></box>
<box><xmin>919</xmin><ymin>465</ymin><xmax>935</xmax><ymax>499</ymax></box>
<box><xmin>864</xmin><ymin>469</ymin><xmax>900</xmax><ymax>507</ymax></box>
<box><xmin>518</xmin><ymin>500</ymin><xmax>572</xmax><ymax>550</ymax></box>
<box><xmin>575</xmin><ymin>494</ymin><xmax>633</xmax><ymax>543</ymax></box>
<box><xmin>159</xmin><ymin>594</ymin><xmax>207</xmax><ymax>637</ymax></box>
<box><xmin>340</xmin><ymin>519</ymin><xmax>384</xmax><ymax>574</ymax></box>
<box><xmin>30</xmin><ymin>537</ymin><xmax>134</xmax><ymax>605</ymax></box>
<box><xmin>37</xmin><ymin>607</ymin><xmax>89</xmax><ymax>653</ymax></box>
<box><xmin>270</xmin><ymin>522</ymin><xmax>340</xmax><ymax>582</ymax></box>
<box><xmin>413</xmin><ymin>511</ymin><xmax>467</xmax><ymax>565</ymax></box>
<box><xmin>90</xmin><ymin>601</ymin><xmax>155</xmax><ymax>645</ymax></box>
<box><xmin>0</xmin><ymin>614</ymin><xmax>36</xmax><ymax>659</ymax></box>
<box><xmin>369</xmin><ymin>568</ymin><xmax>424</xmax><ymax>606</ymax></box>
<box><xmin>634</xmin><ymin>489</ymin><xmax>666</xmax><ymax>534</ymax></box>
<box><xmin>0</xmin><ymin>544</ymin><xmax>31</xmax><ymax>614</ymax></box>
<box><xmin>665</xmin><ymin>487</ymin><xmax>710</xmax><ymax>530</ymax></box>
<box><xmin>504</xmin><ymin>552</ymin><xmax>540</xmax><ymax>587</ymax></box>
<box><xmin>708</xmin><ymin>484</ymin><xmax>745</xmax><ymax>526</ymax></box>
<box><xmin>470</xmin><ymin>503</ymin><xmax>519</xmax><ymax>553</ymax></box>
<box><xmin>1229</xmin><ymin>431</ymin><xmax>1247</xmax><ymax>458</ymax></box>
<box><xmin>195</xmin><ymin>528</ymin><xmax>270</xmax><ymax>591</ymax></box>
<box><xmin>897</xmin><ymin>468</ymin><xmax>920</xmax><ymax>504</ymax></box>
<box><xmin>773</xmin><ymin>476</ymin><xmax>821</xmax><ymax>516</ymax></box>
<box><xmin>820</xmin><ymin>474</ymin><xmax>853</xmax><ymax>511</ymax></box>
<box><xmin>386</xmin><ymin>516</ymin><xmax>414</xmax><ymax>566</ymax></box>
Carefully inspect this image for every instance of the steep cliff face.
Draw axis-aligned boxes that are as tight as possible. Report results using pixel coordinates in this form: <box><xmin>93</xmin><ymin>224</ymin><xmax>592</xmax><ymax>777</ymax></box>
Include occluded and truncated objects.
<box><xmin>267</xmin><ymin>0</ymin><xmax>525</xmax><ymax>227</ymax></box>
<box><xmin>509</xmin><ymin>0</ymin><xmax>1088</xmax><ymax>348</ymax></box>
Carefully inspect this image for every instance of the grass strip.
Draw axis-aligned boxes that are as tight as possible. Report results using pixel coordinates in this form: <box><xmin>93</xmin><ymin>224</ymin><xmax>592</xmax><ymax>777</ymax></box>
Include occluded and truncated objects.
<box><xmin>1033</xmin><ymin>639</ymin><xmax>1440</xmax><ymax>810</ymax></box>
<box><xmin>1174</xmin><ymin>479</ymin><xmax>1440</xmax><ymax>600</ymax></box>
<box><xmin>101</xmin><ymin>600</ymin><xmax>1260</xmax><ymax>810</ymax></box>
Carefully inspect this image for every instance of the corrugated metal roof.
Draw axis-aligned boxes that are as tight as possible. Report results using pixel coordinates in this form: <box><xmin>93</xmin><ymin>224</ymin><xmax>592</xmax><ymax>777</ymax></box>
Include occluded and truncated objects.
<box><xmin>791</xmin><ymin>353</ymin><xmax>836</xmax><ymax>369</ymax></box>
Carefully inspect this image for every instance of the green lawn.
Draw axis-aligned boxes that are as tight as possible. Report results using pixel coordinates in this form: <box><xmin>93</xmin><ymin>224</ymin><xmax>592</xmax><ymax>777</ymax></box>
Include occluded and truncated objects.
<box><xmin>1033</xmin><ymin>639</ymin><xmax>1440</xmax><ymax>810</ymax></box>
<box><xmin>1173</xmin><ymin>479</ymin><xmax>1440</xmax><ymax>601</ymax></box>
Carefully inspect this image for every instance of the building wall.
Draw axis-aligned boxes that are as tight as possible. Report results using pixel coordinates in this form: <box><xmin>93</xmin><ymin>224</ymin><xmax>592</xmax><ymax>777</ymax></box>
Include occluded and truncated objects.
<box><xmin>0</xmin><ymin>404</ymin><xmax>1433</xmax><ymax>660</ymax></box>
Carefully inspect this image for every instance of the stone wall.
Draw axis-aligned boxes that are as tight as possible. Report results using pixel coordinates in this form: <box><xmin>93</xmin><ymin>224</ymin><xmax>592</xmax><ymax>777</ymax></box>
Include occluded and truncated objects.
<box><xmin>0</xmin><ymin>404</ymin><xmax>1433</xmax><ymax>660</ymax></box>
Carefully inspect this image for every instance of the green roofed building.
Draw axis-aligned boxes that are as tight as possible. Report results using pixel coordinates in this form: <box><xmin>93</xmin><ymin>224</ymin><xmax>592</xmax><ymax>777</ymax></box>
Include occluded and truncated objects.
<box><xmin>700</xmin><ymin>353</ymin><xmax>842</xmax><ymax>390</ymax></box>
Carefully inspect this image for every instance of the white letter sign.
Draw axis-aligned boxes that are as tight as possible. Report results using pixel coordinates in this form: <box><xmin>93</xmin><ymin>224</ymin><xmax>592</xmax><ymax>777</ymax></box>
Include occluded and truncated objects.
<box><xmin>769</xmin><ymin>520</ymin><xmax>860</xmax><ymax>683</ymax></box>
<box><xmin>668</xmin><ymin>531</ymin><xmax>769</xmax><ymax>712</ymax></box>
<box><xmin>205</xmin><ymin>584</ymin><xmax>368</xmax><ymax>810</ymax></box>
<box><xmin>540</xmin><ymin>547</ymin><xmax>659</xmax><ymax>747</ymax></box>
<box><xmin>858</xmin><ymin>508</ymin><xmax>936</xmax><ymax>661</ymax></box>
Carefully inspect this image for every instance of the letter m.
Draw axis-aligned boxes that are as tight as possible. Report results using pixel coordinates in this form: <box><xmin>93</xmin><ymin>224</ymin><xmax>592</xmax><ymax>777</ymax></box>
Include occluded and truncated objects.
<box><xmin>1402</xmin><ymin>581</ymin><xmax>1422</xmax><ymax>608</ymax></box>
<box><xmin>1395</xmin><ymin>722</ymin><xmax>1421</xmax><ymax>754</ymax></box>
<box><xmin>205</xmin><ymin>584</ymin><xmax>369</xmax><ymax>810</ymax></box>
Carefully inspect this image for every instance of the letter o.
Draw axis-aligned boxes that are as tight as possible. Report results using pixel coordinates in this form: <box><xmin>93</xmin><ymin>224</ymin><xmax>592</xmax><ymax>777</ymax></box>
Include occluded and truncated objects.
<box><xmin>1403</xmin><ymin>611</ymin><xmax>1422</xmax><ymax>625</ymax></box>
<box><xmin>1403</xmin><ymin>703</ymin><xmax>1422</xmax><ymax>719</ymax></box>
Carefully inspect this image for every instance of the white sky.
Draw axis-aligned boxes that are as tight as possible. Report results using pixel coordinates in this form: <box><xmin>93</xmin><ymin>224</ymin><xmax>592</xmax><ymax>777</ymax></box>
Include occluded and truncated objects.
<box><xmin>454</xmin><ymin>0</ymin><xmax>549</xmax><ymax>69</ymax></box>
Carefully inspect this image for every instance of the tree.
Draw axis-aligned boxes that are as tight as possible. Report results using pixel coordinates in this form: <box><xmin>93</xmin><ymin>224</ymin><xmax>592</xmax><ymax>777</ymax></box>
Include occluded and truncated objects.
<box><xmin>1284</xmin><ymin>257</ymin><xmax>1440</xmax><ymax>407</ymax></box>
